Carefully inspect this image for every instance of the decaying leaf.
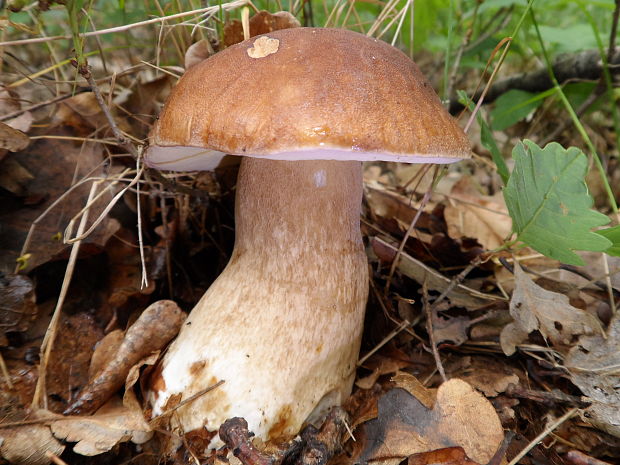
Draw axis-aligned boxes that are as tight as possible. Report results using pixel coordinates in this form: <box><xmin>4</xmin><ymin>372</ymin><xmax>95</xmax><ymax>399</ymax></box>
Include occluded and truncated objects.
<box><xmin>500</xmin><ymin>263</ymin><xmax>602</xmax><ymax>355</ymax></box>
<box><xmin>224</xmin><ymin>10</ymin><xmax>300</xmax><ymax>46</ymax></box>
<box><xmin>0</xmin><ymin>273</ymin><xmax>37</xmax><ymax>345</ymax></box>
<box><xmin>444</xmin><ymin>176</ymin><xmax>511</xmax><ymax>250</ymax></box>
<box><xmin>65</xmin><ymin>300</ymin><xmax>185</xmax><ymax>415</ymax></box>
<box><xmin>407</xmin><ymin>447</ymin><xmax>480</xmax><ymax>465</ymax></box>
<box><xmin>0</xmin><ymin>139</ymin><xmax>120</xmax><ymax>273</ymax></box>
<box><xmin>0</xmin><ymin>424</ymin><xmax>65</xmax><ymax>465</ymax></box>
<box><xmin>447</xmin><ymin>356</ymin><xmax>520</xmax><ymax>398</ymax></box>
<box><xmin>391</xmin><ymin>372</ymin><xmax>435</xmax><ymax>409</ymax></box>
<box><xmin>51</xmin><ymin>397</ymin><xmax>151</xmax><ymax>456</ymax></box>
<box><xmin>566</xmin><ymin>314</ymin><xmax>620</xmax><ymax>438</ymax></box>
<box><xmin>372</xmin><ymin>237</ymin><xmax>500</xmax><ymax>309</ymax></box>
<box><xmin>105</xmin><ymin>231</ymin><xmax>156</xmax><ymax>309</ymax></box>
<box><xmin>0</xmin><ymin>410</ymin><xmax>64</xmax><ymax>465</ymax></box>
<box><xmin>185</xmin><ymin>39</ymin><xmax>214</xmax><ymax>69</ymax></box>
<box><xmin>365</xmin><ymin>183</ymin><xmax>442</xmax><ymax>238</ymax></box>
<box><xmin>0</xmin><ymin>121</ymin><xmax>29</xmax><ymax>152</ymax></box>
<box><xmin>432</xmin><ymin>314</ymin><xmax>471</xmax><ymax>346</ymax></box>
<box><xmin>88</xmin><ymin>329</ymin><xmax>124</xmax><ymax>380</ymax></box>
<box><xmin>356</xmin><ymin>350</ymin><xmax>413</xmax><ymax>390</ymax></box>
<box><xmin>355</xmin><ymin>375</ymin><xmax>504</xmax><ymax>465</ymax></box>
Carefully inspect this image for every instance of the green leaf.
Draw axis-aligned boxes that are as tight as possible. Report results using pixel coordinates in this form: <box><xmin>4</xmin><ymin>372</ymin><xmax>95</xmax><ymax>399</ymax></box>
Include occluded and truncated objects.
<box><xmin>504</xmin><ymin>140</ymin><xmax>612</xmax><ymax>265</ymax></box>
<box><xmin>596</xmin><ymin>225</ymin><xmax>620</xmax><ymax>257</ymax></box>
<box><xmin>491</xmin><ymin>89</ymin><xmax>546</xmax><ymax>131</ymax></box>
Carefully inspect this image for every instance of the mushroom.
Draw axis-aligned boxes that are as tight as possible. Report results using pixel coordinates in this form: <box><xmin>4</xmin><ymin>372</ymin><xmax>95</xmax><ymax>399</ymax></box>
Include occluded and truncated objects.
<box><xmin>145</xmin><ymin>28</ymin><xmax>470</xmax><ymax>443</ymax></box>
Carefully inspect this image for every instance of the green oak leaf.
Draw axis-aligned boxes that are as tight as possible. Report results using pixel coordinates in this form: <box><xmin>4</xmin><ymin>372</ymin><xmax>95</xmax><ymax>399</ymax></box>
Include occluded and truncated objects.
<box><xmin>596</xmin><ymin>225</ymin><xmax>620</xmax><ymax>257</ymax></box>
<box><xmin>504</xmin><ymin>140</ymin><xmax>611</xmax><ymax>265</ymax></box>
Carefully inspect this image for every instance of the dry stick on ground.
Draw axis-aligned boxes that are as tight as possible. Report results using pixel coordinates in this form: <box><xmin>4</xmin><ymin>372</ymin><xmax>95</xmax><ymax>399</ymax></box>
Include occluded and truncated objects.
<box><xmin>422</xmin><ymin>278</ymin><xmax>447</xmax><ymax>383</ymax></box>
<box><xmin>507</xmin><ymin>408</ymin><xmax>578</xmax><ymax>465</ymax></box>
<box><xmin>451</xmin><ymin>48</ymin><xmax>620</xmax><ymax>115</ymax></box>
<box><xmin>0</xmin><ymin>352</ymin><xmax>13</xmax><ymax>389</ymax></box>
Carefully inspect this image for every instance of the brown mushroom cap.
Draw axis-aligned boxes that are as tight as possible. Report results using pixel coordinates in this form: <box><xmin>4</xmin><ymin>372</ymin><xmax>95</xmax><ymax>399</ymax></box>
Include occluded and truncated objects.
<box><xmin>146</xmin><ymin>27</ymin><xmax>471</xmax><ymax>170</ymax></box>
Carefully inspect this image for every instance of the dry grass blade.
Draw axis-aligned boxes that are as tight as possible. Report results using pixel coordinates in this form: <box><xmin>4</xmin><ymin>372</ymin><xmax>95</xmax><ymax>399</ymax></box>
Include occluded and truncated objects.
<box><xmin>32</xmin><ymin>181</ymin><xmax>99</xmax><ymax>409</ymax></box>
<box><xmin>507</xmin><ymin>408</ymin><xmax>578</xmax><ymax>465</ymax></box>
<box><xmin>64</xmin><ymin>167</ymin><xmax>143</xmax><ymax>244</ymax></box>
<box><xmin>0</xmin><ymin>0</ymin><xmax>251</xmax><ymax>47</ymax></box>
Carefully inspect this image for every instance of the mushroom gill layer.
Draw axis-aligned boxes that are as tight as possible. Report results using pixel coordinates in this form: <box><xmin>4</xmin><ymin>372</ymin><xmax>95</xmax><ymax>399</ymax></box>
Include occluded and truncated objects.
<box><xmin>149</xmin><ymin>157</ymin><xmax>369</xmax><ymax>441</ymax></box>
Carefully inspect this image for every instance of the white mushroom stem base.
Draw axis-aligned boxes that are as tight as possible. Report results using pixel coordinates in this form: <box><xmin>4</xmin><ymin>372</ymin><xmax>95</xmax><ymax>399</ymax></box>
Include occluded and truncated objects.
<box><xmin>149</xmin><ymin>157</ymin><xmax>369</xmax><ymax>443</ymax></box>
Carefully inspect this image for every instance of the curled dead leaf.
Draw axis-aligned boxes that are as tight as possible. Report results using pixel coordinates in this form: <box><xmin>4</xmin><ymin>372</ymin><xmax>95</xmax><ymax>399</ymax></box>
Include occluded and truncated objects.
<box><xmin>443</xmin><ymin>177</ymin><xmax>511</xmax><ymax>251</ymax></box>
<box><xmin>224</xmin><ymin>10</ymin><xmax>300</xmax><ymax>47</ymax></box>
<box><xmin>185</xmin><ymin>39</ymin><xmax>214</xmax><ymax>69</ymax></box>
<box><xmin>65</xmin><ymin>300</ymin><xmax>185</xmax><ymax>415</ymax></box>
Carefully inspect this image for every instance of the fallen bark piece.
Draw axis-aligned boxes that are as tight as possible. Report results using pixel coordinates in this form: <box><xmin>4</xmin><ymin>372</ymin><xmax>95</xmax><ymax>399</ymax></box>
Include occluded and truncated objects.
<box><xmin>64</xmin><ymin>300</ymin><xmax>185</xmax><ymax>415</ymax></box>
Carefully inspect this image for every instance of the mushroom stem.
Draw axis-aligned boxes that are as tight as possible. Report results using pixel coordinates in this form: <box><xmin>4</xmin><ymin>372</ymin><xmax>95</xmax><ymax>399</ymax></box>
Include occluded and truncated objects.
<box><xmin>150</xmin><ymin>158</ymin><xmax>368</xmax><ymax>441</ymax></box>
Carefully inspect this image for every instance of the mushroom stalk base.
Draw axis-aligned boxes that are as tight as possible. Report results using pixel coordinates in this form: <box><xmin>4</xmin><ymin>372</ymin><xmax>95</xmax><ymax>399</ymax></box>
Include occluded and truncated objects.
<box><xmin>149</xmin><ymin>158</ymin><xmax>369</xmax><ymax>443</ymax></box>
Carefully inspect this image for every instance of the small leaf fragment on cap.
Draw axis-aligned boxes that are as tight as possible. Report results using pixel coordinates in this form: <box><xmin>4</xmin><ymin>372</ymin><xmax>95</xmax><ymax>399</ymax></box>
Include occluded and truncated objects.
<box><xmin>247</xmin><ymin>36</ymin><xmax>279</xmax><ymax>59</ymax></box>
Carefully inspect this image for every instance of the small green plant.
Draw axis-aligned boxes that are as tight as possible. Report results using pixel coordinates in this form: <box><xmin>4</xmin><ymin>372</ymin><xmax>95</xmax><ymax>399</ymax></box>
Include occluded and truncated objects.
<box><xmin>503</xmin><ymin>140</ymin><xmax>616</xmax><ymax>265</ymax></box>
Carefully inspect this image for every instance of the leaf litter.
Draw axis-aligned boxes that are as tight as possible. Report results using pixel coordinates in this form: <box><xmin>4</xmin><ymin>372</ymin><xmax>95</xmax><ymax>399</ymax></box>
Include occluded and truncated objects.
<box><xmin>1</xmin><ymin>5</ymin><xmax>619</xmax><ymax>465</ymax></box>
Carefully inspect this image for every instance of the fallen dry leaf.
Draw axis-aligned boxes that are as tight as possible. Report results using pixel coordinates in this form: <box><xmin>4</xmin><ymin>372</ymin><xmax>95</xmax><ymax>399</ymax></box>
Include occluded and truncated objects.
<box><xmin>356</xmin><ymin>351</ymin><xmax>413</xmax><ymax>390</ymax></box>
<box><xmin>185</xmin><ymin>39</ymin><xmax>214</xmax><ymax>69</ymax></box>
<box><xmin>0</xmin><ymin>274</ymin><xmax>37</xmax><ymax>346</ymax></box>
<box><xmin>0</xmin><ymin>410</ymin><xmax>64</xmax><ymax>465</ymax></box>
<box><xmin>407</xmin><ymin>447</ymin><xmax>480</xmax><ymax>465</ymax></box>
<box><xmin>0</xmin><ymin>424</ymin><xmax>65</xmax><ymax>465</ymax></box>
<box><xmin>566</xmin><ymin>314</ymin><xmax>620</xmax><ymax>438</ymax></box>
<box><xmin>500</xmin><ymin>263</ymin><xmax>602</xmax><ymax>355</ymax></box>
<box><xmin>88</xmin><ymin>329</ymin><xmax>124</xmax><ymax>380</ymax></box>
<box><xmin>51</xmin><ymin>397</ymin><xmax>151</xmax><ymax>456</ymax></box>
<box><xmin>0</xmin><ymin>122</ymin><xmax>29</xmax><ymax>152</ymax></box>
<box><xmin>443</xmin><ymin>176</ymin><xmax>511</xmax><ymax>250</ymax></box>
<box><xmin>0</xmin><ymin>139</ymin><xmax>120</xmax><ymax>273</ymax></box>
<box><xmin>105</xmin><ymin>230</ymin><xmax>156</xmax><ymax>309</ymax></box>
<box><xmin>447</xmin><ymin>356</ymin><xmax>520</xmax><ymax>398</ymax></box>
<box><xmin>432</xmin><ymin>314</ymin><xmax>471</xmax><ymax>346</ymax></box>
<box><xmin>65</xmin><ymin>300</ymin><xmax>185</xmax><ymax>415</ymax></box>
<box><xmin>365</xmin><ymin>183</ymin><xmax>442</xmax><ymax>238</ymax></box>
<box><xmin>223</xmin><ymin>10</ymin><xmax>300</xmax><ymax>47</ymax></box>
<box><xmin>355</xmin><ymin>375</ymin><xmax>504</xmax><ymax>465</ymax></box>
<box><xmin>392</xmin><ymin>372</ymin><xmax>435</xmax><ymax>409</ymax></box>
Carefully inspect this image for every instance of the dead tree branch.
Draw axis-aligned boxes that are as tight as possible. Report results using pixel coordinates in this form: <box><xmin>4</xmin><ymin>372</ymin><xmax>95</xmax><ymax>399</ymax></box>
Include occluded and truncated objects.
<box><xmin>450</xmin><ymin>48</ymin><xmax>620</xmax><ymax>114</ymax></box>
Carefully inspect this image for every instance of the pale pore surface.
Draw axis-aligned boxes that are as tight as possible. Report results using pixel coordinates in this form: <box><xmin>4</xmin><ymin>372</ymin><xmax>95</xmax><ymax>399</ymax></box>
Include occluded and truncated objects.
<box><xmin>145</xmin><ymin>146</ymin><xmax>462</xmax><ymax>172</ymax></box>
<box><xmin>150</xmin><ymin>158</ymin><xmax>369</xmax><ymax>440</ymax></box>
